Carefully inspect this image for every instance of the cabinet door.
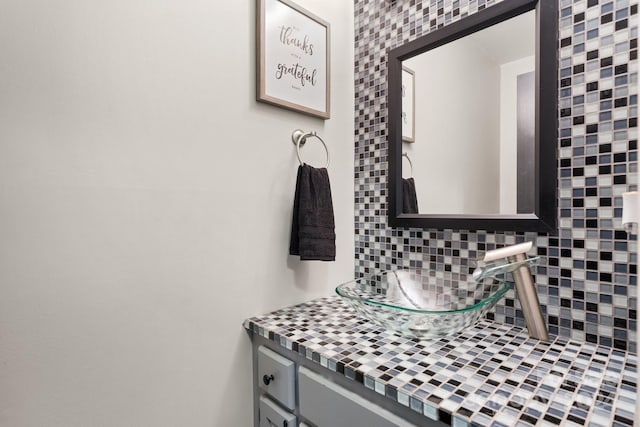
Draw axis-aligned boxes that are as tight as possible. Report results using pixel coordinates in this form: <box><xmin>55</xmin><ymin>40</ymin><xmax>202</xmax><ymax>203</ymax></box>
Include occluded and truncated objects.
<box><xmin>298</xmin><ymin>367</ymin><xmax>418</xmax><ymax>427</ymax></box>
<box><xmin>259</xmin><ymin>395</ymin><xmax>296</xmax><ymax>427</ymax></box>
<box><xmin>258</xmin><ymin>346</ymin><xmax>296</xmax><ymax>411</ymax></box>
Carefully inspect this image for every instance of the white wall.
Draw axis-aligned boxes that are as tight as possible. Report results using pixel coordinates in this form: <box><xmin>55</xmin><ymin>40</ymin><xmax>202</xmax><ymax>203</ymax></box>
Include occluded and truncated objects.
<box><xmin>0</xmin><ymin>1</ymin><xmax>354</xmax><ymax>426</ymax></box>
<box><xmin>404</xmin><ymin>38</ymin><xmax>500</xmax><ymax>214</ymax></box>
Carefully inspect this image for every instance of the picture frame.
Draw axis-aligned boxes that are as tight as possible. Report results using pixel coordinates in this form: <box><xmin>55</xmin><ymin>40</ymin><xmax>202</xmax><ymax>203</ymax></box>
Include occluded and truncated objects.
<box><xmin>401</xmin><ymin>66</ymin><xmax>415</xmax><ymax>142</ymax></box>
<box><xmin>256</xmin><ymin>0</ymin><xmax>331</xmax><ymax>120</ymax></box>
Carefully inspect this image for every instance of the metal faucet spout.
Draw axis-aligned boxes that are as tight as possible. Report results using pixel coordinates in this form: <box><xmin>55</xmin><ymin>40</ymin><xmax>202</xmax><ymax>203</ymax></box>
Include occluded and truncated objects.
<box><xmin>477</xmin><ymin>242</ymin><xmax>548</xmax><ymax>341</ymax></box>
<box><xmin>508</xmin><ymin>253</ymin><xmax>548</xmax><ymax>340</ymax></box>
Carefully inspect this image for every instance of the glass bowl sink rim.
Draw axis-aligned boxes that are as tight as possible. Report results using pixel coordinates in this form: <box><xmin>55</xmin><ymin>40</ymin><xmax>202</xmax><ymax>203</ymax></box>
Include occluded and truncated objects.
<box><xmin>335</xmin><ymin>271</ymin><xmax>512</xmax><ymax>315</ymax></box>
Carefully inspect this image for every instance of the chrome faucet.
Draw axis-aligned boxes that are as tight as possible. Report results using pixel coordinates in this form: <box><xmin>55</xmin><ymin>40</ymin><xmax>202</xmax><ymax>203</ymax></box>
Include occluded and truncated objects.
<box><xmin>474</xmin><ymin>242</ymin><xmax>548</xmax><ymax>341</ymax></box>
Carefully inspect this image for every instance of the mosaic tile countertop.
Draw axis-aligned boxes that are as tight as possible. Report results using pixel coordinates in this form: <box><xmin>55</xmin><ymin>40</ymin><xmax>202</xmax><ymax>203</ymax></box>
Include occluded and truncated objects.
<box><xmin>244</xmin><ymin>296</ymin><xmax>637</xmax><ymax>427</ymax></box>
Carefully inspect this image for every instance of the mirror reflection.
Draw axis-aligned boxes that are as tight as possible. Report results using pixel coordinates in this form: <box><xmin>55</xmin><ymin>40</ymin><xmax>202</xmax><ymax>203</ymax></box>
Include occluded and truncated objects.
<box><xmin>401</xmin><ymin>10</ymin><xmax>536</xmax><ymax>215</ymax></box>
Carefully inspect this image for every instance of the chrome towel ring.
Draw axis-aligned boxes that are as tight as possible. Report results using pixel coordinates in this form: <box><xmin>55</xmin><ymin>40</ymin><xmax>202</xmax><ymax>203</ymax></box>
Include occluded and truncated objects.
<box><xmin>292</xmin><ymin>129</ymin><xmax>330</xmax><ymax>168</ymax></box>
<box><xmin>402</xmin><ymin>152</ymin><xmax>413</xmax><ymax>177</ymax></box>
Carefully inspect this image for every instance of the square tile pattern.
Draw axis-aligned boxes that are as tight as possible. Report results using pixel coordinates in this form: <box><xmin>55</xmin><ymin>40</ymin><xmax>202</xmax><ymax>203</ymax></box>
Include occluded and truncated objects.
<box><xmin>245</xmin><ymin>297</ymin><xmax>637</xmax><ymax>427</ymax></box>
<box><xmin>353</xmin><ymin>0</ymin><xmax>638</xmax><ymax>352</ymax></box>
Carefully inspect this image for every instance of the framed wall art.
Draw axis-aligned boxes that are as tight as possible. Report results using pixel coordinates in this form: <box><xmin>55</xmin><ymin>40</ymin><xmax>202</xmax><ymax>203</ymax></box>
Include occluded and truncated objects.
<box><xmin>401</xmin><ymin>66</ymin><xmax>415</xmax><ymax>142</ymax></box>
<box><xmin>256</xmin><ymin>0</ymin><xmax>330</xmax><ymax>119</ymax></box>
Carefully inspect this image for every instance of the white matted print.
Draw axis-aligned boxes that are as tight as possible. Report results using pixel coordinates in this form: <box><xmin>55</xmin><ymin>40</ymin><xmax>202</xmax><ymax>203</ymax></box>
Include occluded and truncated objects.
<box><xmin>402</xmin><ymin>66</ymin><xmax>415</xmax><ymax>143</ymax></box>
<box><xmin>257</xmin><ymin>0</ymin><xmax>330</xmax><ymax>119</ymax></box>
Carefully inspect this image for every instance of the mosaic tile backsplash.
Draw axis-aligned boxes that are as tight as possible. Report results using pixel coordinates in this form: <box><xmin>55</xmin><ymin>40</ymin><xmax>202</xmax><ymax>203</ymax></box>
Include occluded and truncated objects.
<box><xmin>353</xmin><ymin>0</ymin><xmax>638</xmax><ymax>352</ymax></box>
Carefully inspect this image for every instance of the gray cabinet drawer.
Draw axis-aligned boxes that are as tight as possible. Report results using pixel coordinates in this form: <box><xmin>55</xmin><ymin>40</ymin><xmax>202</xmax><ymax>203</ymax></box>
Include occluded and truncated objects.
<box><xmin>257</xmin><ymin>346</ymin><xmax>296</xmax><ymax>411</ymax></box>
<box><xmin>299</xmin><ymin>366</ymin><xmax>418</xmax><ymax>427</ymax></box>
<box><xmin>259</xmin><ymin>395</ymin><xmax>296</xmax><ymax>427</ymax></box>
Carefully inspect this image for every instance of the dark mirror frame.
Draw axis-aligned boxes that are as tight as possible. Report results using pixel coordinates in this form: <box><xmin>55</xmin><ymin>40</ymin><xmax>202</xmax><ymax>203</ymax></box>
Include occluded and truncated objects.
<box><xmin>388</xmin><ymin>0</ymin><xmax>558</xmax><ymax>232</ymax></box>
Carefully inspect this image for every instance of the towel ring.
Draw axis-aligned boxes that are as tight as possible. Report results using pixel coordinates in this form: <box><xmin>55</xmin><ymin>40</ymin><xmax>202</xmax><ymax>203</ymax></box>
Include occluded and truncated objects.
<box><xmin>292</xmin><ymin>129</ymin><xmax>330</xmax><ymax>168</ymax></box>
<box><xmin>403</xmin><ymin>152</ymin><xmax>413</xmax><ymax>177</ymax></box>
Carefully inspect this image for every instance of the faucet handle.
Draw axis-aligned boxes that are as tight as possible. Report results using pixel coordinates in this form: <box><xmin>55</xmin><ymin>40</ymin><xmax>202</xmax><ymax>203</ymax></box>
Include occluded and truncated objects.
<box><xmin>472</xmin><ymin>255</ymin><xmax>540</xmax><ymax>282</ymax></box>
<box><xmin>482</xmin><ymin>241</ymin><xmax>533</xmax><ymax>262</ymax></box>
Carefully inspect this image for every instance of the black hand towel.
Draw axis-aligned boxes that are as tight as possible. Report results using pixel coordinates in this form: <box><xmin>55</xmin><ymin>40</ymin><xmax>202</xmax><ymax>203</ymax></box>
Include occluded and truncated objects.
<box><xmin>402</xmin><ymin>177</ymin><xmax>419</xmax><ymax>214</ymax></box>
<box><xmin>290</xmin><ymin>164</ymin><xmax>336</xmax><ymax>261</ymax></box>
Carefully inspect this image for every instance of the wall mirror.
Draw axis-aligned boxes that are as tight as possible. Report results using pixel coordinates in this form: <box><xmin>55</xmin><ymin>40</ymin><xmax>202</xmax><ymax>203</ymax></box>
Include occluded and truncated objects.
<box><xmin>387</xmin><ymin>0</ymin><xmax>557</xmax><ymax>232</ymax></box>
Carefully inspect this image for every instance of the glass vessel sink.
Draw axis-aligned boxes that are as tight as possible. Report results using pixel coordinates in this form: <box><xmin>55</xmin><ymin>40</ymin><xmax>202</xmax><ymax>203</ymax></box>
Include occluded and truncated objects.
<box><xmin>335</xmin><ymin>269</ymin><xmax>512</xmax><ymax>339</ymax></box>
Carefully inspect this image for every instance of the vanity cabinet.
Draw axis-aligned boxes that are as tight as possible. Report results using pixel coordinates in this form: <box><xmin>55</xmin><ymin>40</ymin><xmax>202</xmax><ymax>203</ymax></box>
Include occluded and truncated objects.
<box><xmin>250</xmin><ymin>337</ymin><xmax>445</xmax><ymax>427</ymax></box>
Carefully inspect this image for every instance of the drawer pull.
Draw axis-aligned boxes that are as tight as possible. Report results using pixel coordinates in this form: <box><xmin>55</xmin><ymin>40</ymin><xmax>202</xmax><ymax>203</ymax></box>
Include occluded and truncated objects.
<box><xmin>264</xmin><ymin>417</ymin><xmax>288</xmax><ymax>427</ymax></box>
<box><xmin>263</xmin><ymin>374</ymin><xmax>275</xmax><ymax>386</ymax></box>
